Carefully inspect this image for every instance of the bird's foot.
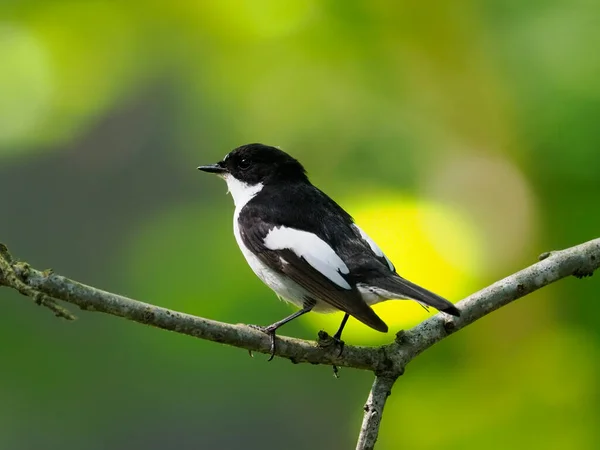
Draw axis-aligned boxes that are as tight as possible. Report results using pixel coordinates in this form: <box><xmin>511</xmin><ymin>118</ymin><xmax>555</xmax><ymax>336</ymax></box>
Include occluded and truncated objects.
<box><xmin>317</xmin><ymin>330</ymin><xmax>345</xmax><ymax>357</ymax></box>
<box><xmin>332</xmin><ymin>334</ymin><xmax>345</xmax><ymax>357</ymax></box>
<box><xmin>247</xmin><ymin>324</ymin><xmax>278</xmax><ymax>361</ymax></box>
<box><xmin>317</xmin><ymin>331</ymin><xmax>346</xmax><ymax>378</ymax></box>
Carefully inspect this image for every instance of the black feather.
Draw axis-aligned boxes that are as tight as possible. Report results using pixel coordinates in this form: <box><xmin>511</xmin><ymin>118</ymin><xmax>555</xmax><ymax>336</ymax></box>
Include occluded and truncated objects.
<box><xmin>370</xmin><ymin>276</ymin><xmax>461</xmax><ymax>317</ymax></box>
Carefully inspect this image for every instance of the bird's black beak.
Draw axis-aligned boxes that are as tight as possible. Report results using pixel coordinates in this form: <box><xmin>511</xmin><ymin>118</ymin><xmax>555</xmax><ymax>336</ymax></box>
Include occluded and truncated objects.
<box><xmin>197</xmin><ymin>162</ymin><xmax>227</xmax><ymax>174</ymax></box>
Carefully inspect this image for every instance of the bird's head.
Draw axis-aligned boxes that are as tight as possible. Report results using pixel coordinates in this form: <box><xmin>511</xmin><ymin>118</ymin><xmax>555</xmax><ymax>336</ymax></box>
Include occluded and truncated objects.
<box><xmin>198</xmin><ymin>144</ymin><xmax>307</xmax><ymax>205</ymax></box>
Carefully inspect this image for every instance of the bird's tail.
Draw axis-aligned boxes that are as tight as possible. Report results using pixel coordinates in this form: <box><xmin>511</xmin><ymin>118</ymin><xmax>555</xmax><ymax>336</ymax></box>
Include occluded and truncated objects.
<box><xmin>372</xmin><ymin>276</ymin><xmax>460</xmax><ymax>317</ymax></box>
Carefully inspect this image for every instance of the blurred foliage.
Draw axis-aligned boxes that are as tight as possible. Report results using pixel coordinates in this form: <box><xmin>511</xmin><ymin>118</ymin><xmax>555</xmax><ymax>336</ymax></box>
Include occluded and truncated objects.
<box><xmin>1</xmin><ymin>1</ymin><xmax>599</xmax><ymax>449</ymax></box>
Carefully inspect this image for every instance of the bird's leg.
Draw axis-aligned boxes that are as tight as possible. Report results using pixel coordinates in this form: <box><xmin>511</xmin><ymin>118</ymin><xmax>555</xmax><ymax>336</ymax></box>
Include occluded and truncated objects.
<box><xmin>316</xmin><ymin>313</ymin><xmax>351</xmax><ymax>378</ymax></box>
<box><xmin>317</xmin><ymin>313</ymin><xmax>349</xmax><ymax>356</ymax></box>
<box><xmin>328</xmin><ymin>313</ymin><xmax>351</xmax><ymax>378</ymax></box>
<box><xmin>332</xmin><ymin>313</ymin><xmax>350</xmax><ymax>354</ymax></box>
<box><xmin>248</xmin><ymin>305</ymin><xmax>313</xmax><ymax>361</ymax></box>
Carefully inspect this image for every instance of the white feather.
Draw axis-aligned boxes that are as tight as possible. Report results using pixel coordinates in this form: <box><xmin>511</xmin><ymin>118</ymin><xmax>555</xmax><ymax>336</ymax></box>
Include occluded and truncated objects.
<box><xmin>352</xmin><ymin>224</ymin><xmax>395</xmax><ymax>272</ymax></box>
<box><xmin>225</xmin><ymin>175</ymin><xmax>264</xmax><ymax>209</ymax></box>
<box><xmin>263</xmin><ymin>226</ymin><xmax>352</xmax><ymax>290</ymax></box>
<box><xmin>357</xmin><ymin>283</ymin><xmax>409</xmax><ymax>305</ymax></box>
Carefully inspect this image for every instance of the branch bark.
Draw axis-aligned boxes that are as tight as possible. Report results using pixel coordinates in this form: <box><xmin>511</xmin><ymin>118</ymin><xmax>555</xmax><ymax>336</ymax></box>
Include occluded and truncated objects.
<box><xmin>356</xmin><ymin>375</ymin><xmax>397</xmax><ymax>450</ymax></box>
<box><xmin>1</xmin><ymin>237</ymin><xmax>599</xmax><ymax>448</ymax></box>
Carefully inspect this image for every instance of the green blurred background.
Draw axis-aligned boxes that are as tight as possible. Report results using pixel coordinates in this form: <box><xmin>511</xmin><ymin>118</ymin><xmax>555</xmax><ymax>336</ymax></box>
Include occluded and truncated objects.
<box><xmin>1</xmin><ymin>1</ymin><xmax>599</xmax><ymax>449</ymax></box>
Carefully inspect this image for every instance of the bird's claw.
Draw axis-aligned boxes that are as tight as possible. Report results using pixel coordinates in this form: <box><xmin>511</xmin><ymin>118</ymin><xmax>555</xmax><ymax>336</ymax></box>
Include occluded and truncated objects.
<box><xmin>332</xmin><ymin>335</ymin><xmax>345</xmax><ymax>357</ymax></box>
<box><xmin>248</xmin><ymin>324</ymin><xmax>277</xmax><ymax>361</ymax></box>
<box><xmin>317</xmin><ymin>331</ymin><xmax>345</xmax><ymax>377</ymax></box>
<box><xmin>317</xmin><ymin>330</ymin><xmax>345</xmax><ymax>357</ymax></box>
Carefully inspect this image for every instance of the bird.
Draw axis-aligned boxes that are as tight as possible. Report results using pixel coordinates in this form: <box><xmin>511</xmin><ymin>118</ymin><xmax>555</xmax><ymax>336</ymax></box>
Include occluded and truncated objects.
<box><xmin>198</xmin><ymin>143</ymin><xmax>460</xmax><ymax>360</ymax></box>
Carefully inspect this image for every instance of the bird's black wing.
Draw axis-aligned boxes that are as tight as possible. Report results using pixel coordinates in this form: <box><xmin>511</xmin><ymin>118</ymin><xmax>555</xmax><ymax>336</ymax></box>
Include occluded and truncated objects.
<box><xmin>238</xmin><ymin>212</ymin><xmax>388</xmax><ymax>333</ymax></box>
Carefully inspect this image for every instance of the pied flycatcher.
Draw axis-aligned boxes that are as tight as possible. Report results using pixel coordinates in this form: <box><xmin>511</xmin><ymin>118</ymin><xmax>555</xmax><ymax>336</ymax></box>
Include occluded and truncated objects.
<box><xmin>199</xmin><ymin>143</ymin><xmax>460</xmax><ymax>359</ymax></box>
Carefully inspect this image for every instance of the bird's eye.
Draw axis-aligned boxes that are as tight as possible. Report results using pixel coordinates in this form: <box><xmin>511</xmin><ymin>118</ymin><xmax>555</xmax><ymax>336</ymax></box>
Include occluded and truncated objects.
<box><xmin>239</xmin><ymin>158</ymin><xmax>251</xmax><ymax>170</ymax></box>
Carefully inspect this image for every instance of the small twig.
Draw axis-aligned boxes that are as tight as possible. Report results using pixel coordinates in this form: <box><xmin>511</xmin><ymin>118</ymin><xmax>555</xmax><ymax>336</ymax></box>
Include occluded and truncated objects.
<box><xmin>0</xmin><ymin>247</ymin><xmax>75</xmax><ymax>320</ymax></box>
<box><xmin>356</xmin><ymin>375</ymin><xmax>397</xmax><ymax>450</ymax></box>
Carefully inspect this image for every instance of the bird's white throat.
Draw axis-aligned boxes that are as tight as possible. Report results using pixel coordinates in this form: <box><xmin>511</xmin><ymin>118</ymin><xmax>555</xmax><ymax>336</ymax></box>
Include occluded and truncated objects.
<box><xmin>225</xmin><ymin>175</ymin><xmax>264</xmax><ymax>209</ymax></box>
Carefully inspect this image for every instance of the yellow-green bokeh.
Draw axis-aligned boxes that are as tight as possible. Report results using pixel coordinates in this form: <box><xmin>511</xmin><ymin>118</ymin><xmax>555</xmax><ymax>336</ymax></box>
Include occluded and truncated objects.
<box><xmin>1</xmin><ymin>1</ymin><xmax>599</xmax><ymax>449</ymax></box>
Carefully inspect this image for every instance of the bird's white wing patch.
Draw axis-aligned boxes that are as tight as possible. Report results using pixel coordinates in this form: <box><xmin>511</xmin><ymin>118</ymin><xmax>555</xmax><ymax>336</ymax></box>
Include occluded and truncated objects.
<box><xmin>263</xmin><ymin>226</ymin><xmax>351</xmax><ymax>289</ymax></box>
<box><xmin>353</xmin><ymin>224</ymin><xmax>395</xmax><ymax>272</ymax></box>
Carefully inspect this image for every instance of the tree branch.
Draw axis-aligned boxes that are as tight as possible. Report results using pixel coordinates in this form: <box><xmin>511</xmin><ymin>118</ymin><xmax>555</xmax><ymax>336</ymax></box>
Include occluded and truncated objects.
<box><xmin>1</xmin><ymin>237</ymin><xmax>599</xmax><ymax>448</ymax></box>
<box><xmin>356</xmin><ymin>375</ymin><xmax>397</xmax><ymax>450</ymax></box>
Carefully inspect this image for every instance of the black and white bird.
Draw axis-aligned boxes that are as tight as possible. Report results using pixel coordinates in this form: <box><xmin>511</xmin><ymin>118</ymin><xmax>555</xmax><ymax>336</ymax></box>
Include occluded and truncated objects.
<box><xmin>199</xmin><ymin>143</ymin><xmax>460</xmax><ymax>359</ymax></box>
